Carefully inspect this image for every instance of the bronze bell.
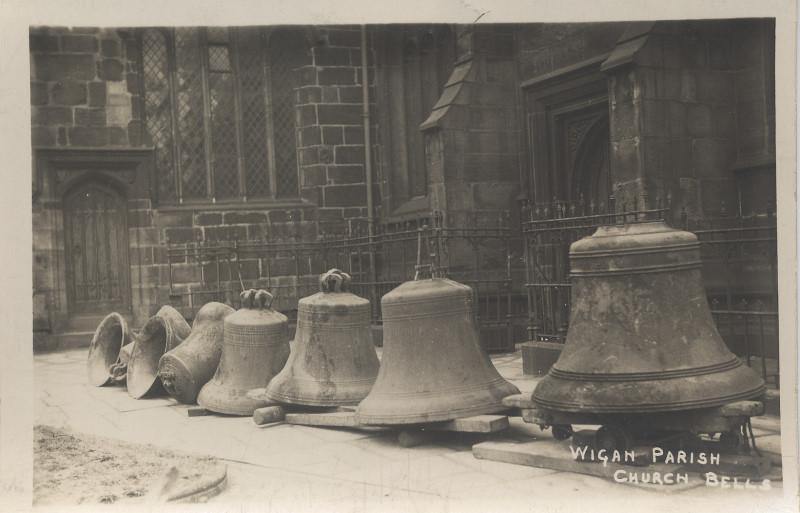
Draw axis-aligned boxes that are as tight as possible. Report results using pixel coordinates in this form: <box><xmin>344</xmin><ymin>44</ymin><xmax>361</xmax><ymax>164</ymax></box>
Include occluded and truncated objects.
<box><xmin>127</xmin><ymin>305</ymin><xmax>192</xmax><ymax>399</ymax></box>
<box><xmin>158</xmin><ymin>302</ymin><xmax>235</xmax><ymax>404</ymax></box>
<box><xmin>532</xmin><ymin>221</ymin><xmax>766</xmax><ymax>414</ymax></box>
<box><xmin>197</xmin><ymin>289</ymin><xmax>290</xmax><ymax>416</ymax></box>
<box><xmin>87</xmin><ymin>312</ymin><xmax>133</xmax><ymax>387</ymax></box>
<box><xmin>265</xmin><ymin>269</ymin><xmax>380</xmax><ymax>407</ymax></box>
<box><xmin>356</xmin><ymin>276</ymin><xmax>520</xmax><ymax>425</ymax></box>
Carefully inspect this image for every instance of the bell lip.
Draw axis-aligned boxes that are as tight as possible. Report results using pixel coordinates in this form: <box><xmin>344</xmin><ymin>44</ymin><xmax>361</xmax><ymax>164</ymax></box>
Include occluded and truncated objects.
<box><xmin>355</xmin><ymin>379</ymin><xmax>520</xmax><ymax>425</ymax></box>
<box><xmin>355</xmin><ymin>402</ymin><xmax>511</xmax><ymax>425</ymax></box>
<box><xmin>531</xmin><ymin>372</ymin><xmax>767</xmax><ymax>414</ymax></box>
<box><xmin>264</xmin><ymin>378</ymin><xmax>375</xmax><ymax>407</ymax></box>
<box><xmin>87</xmin><ymin>312</ymin><xmax>129</xmax><ymax>387</ymax></box>
<box><xmin>197</xmin><ymin>381</ymin><xmax>271</xmax><ymax>416</ymax></box>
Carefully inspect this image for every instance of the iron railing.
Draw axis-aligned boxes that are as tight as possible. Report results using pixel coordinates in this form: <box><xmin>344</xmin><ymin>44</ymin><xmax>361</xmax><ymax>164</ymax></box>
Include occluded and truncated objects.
<box><xmin>521</xmin><ymin>196</ymin><xmax>779</xmax><ymax>387</ymax></box>
<box><xmin>166</xmin><ymin>210</ymin><xmax>522</xmax><ymax>352</ymax></box>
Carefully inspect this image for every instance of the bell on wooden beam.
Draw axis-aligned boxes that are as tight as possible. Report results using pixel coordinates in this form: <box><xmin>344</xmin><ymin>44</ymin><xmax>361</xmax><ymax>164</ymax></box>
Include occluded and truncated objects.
<box><xmin>87</xmin><ymin>312</ymin><xmax>133</xmax><ymax>387</ymax></box>
<box><xmin>532</xmin><ymin>221</ymin><xmax>766</xmax><ymax>414</ymax></box>
<box><xmin>127</xmin><ymin>305</ymin><xmax>192</xmax><ymax>399</ymax></box>
<box><xmin>157</xmin><ymin>302</ymin><xmax>235</xmax><ymax>404</ymax></box>
<box><xmin>198</xmin><ymin>289</ymin><xmax>290</xmax><ymax>416</ymax></box>
<box><xmin>356</xmin><ymin>271</ymin><xmax>519</xmax><ymax>425</ymax></box>
<box><xmin>264</xmin><ymin>269</ymin><xmax>379</xmax><ymax>407</ymax></box>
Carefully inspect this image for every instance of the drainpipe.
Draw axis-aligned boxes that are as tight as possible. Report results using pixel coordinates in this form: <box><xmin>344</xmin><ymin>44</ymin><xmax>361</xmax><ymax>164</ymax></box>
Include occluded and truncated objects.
<box><xmin>361</xmin><ymin>25</ymin><xmax>379</xmax><ymax>323</ymax></box>
<box><xmin>361</xmin><ymin>25</ymin><xmax>374</xmax><ymax>238</ymax></box>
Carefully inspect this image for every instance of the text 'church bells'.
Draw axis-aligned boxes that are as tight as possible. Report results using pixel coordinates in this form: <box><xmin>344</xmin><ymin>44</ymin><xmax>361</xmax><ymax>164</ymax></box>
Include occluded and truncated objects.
<box><xmin>265</xmin><ymin>269</ymin><xmax>380</xmax><ymax>407</ymax></box>
<box><xmin>87</xmin><ymin>312</ymin><xmax>133</xmax><ymax>387</ymax></box>
<box><xmin>127</xmin><ymin>305</ymin><xmax>192</xmax><ymax>399</ymax></box>
<box><xmin>198</xmin><ymin>289</ymin><xmax>290</xmax><ymax>416</ymax></box>
<box><xmin>356</xmin><ymin>275</ymin><xmax>520</xmax><ymax>425</ymax></box>
<box><xmin>532</xmin><ymin>221</ymin><xmax>766</xmax><ymax>414</ymax></box>
<box><xmin>158</xmin><ymin>301</ymin><xmax>235</xmax><ymax>404</ymax></box>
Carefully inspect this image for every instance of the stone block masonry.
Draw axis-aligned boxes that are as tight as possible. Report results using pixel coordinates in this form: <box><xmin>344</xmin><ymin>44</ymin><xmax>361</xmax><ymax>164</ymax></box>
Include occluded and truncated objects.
<box><xmin>295</xmin><ymin>27</ymin><xmax>380</xmax><ymax>234</ymax></box>
<box><xmin>30</xmin><ymin>27</ymin><xmax>142</xmax><ymax>149</ymax></box>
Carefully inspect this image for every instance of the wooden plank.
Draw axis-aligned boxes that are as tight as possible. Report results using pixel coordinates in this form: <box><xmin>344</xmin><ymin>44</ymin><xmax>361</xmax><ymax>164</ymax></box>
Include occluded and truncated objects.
<box><xmin>253</xmin><ymin>406</ymin><xmax>285</xmax><ymax>425</ymax></box>
<box><xmin>502</xmin><ymin>394</ymin><xmax>536</xmax><ymax>409</ymax></box>
<box><xmin>426</xmin><ymin>415</ymin><xmax>509</xmax><ymax>433</ymax></box>
<box><xmin>473</xmin><ymin>440</ymin><xmax>702</xmax><ymax>492</ymax></box>
<box><xmin>285</xmin><ymin>411</ymin><xmax>361</xmax><ymax>428</ymax></box>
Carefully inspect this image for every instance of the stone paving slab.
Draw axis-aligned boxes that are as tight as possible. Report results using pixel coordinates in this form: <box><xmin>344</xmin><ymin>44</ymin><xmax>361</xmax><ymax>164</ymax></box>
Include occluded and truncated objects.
<box><xmin>34</xmin><ymin>347</ymin><xmax>787</xmax><ymax>509</ymax></box>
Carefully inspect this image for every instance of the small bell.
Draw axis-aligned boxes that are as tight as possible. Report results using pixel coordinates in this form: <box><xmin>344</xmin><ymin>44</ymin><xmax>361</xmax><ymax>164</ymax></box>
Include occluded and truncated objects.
<box><xmin>87</xmin><ymin>312</ymin><xmax>133</xmax><ymax>387</ymax></box>
<box><xmin>265</xmin><ymin>269</ymin><xmax>380</xmax><ymax>407</ymax></box>
<box><xmin>158</xmin><ymin>302</ymin><xmax>234</xmax><ymax>404</ymax></box>
<box><xmin>197</xmin><ymin>289</ymin><xmax>290</xmax><ymax>416</ymax></box>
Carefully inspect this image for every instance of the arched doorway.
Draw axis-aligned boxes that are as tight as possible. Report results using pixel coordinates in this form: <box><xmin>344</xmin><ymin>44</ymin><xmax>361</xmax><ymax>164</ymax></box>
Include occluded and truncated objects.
<box><xmin>63</xmin><ymin>182</ymin><xmax>130</xmax><ymax>315</ymax></box>
<box><xmin>571</xmin><ymin>116</ymin><xmax>612</xmax><ymax>207</ymax></box>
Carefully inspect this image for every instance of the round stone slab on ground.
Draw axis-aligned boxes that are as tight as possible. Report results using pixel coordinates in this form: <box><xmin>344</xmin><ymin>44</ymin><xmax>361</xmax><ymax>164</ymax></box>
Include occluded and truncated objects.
<box><xmin>34</xmin><ymin>424</ymin><xmax>227</xmax><ymax>506</ymax></box>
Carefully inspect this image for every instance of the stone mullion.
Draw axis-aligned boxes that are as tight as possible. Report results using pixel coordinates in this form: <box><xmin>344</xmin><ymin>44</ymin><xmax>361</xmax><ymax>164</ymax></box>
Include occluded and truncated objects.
<box><xmin>198</xmin><ymin>28</ymin><xmax>215</xmax><ymax>201</ymax></box>
<box><xmin>230</xmin><ymin>29</ymin><xmax>247</xmax><ymax>200</ymax></box>
<box><xmin>165</xmin><ymin>28</ymin><xmax>184</xmax><ymax>203</ymax></box>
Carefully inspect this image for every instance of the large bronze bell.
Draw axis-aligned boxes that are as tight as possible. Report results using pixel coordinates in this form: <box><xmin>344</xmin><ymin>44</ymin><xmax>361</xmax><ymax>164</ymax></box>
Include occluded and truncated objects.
<box><xmin>265</xmin><ymin>269</ymin><xmax>380</xmax><ymax>407</ymax></box>
<box><xmin>356</xmin><ymin>275</ymin><xmax>520</xmax><ymax>425</ymax></box>
<box><xmin>532</xmin><ymin>221</ymin><xmax>766</xmax><ymax>414</ymax></box>
<box><xmin>197</xmin><ymin>289</ymin><xmax>290</xmax><ymax>416</ymax></box>
<box><xmin>87</xmin><ymin>312</ymin><xmax>133</xmax><ymax>387</ymax></box>
<box><xmin>127</xmin><ymin>305</ymin><xmax>192</xmax><ymax>399</ymax></box>
<box><xmin>157</xmin><ymin>302</ymin><xmax>235</xmax><ymax>404</ymax></box>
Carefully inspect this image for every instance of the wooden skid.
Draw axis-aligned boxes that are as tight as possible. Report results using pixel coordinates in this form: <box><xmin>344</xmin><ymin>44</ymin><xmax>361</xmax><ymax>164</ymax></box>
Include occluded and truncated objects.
<box><xmin>473</xmin><ymin>440</ymin><xmax>703</xmax><ymax>492</ymax></box>
<box><xmin>285</xmin><ymin>411</ymin><xmax>362</xmax><ymax>427</ymax></box>
<box><xmin>284</xmin><ymin>411</ymin><xmax>509</xmax><ymax>434</ymax></box>
<box><xmin>425</xmin><ymin>415</ymin><xmax>509</xmax><ymax>433</ymax></box>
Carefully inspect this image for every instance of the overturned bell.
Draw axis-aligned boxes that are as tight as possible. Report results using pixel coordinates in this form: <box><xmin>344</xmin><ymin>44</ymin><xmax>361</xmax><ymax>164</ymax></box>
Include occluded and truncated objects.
<box><xmin>532</xmin><ymin>221</ymin><xmax>766</xmax><ymax>414</ymax></box>
<box><xmin>87</xmin><ymin>312</ymin><xmax>133</xmax><ymax>387</ymax></box>
<box><xmin>127</xmin><ymin>305</ymin><xmax>192</xmax><ymax>399</ymax></box>
<box><xmin>158</xmin><ymin>302</ymin><xmax>235</xmax><ymax>404</ymax></box>
<box><xmin>265</xmin><ymin>269</ymin><xmax>379</xmax><ymax>407</ymax></box>
<box><xmin>356</xmin><ymin>276</ymin><xmax>519</xmax><ymax>425</ymax></box>
<box><xmin>198</xmin><ymin>289</ymin><xmax>290</xmax><ymax>415</ymax></box>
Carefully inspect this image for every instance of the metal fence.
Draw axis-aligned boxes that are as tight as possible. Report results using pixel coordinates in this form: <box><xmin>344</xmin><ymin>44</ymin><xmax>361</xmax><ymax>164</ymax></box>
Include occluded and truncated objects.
<box><xmin>166</xmin><ymin>210</ymin><xmax>522</xmax><ymax>352</ymax></box>
<box><xmin>521</xmin><ymin>197</ymin><xmax>779</xmax><ymax>387</ymax></box>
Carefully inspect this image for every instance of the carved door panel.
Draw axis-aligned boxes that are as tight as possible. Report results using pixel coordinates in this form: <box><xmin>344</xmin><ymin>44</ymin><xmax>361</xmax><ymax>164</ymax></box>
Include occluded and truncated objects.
<box><xmin>64</xmin><ymin>183</ymin><xmax>130</xmax><ymax>314</ymax></box>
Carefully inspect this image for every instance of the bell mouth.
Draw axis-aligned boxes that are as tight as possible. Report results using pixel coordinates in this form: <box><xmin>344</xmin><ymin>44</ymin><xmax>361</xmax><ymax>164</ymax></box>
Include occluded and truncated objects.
<box><xmin>87</xmin><ymin>313</ymin><xmax>128</xmax><ymax>387</ymax></box>
<box><xmin>127</xmin><ymin>323</ymin><xmax>168</xmax><ymax>399</ymax></box>
<box><xmin>197</xmin><ymin>380</ymin><xmax>271</xmax><ymax>416</ymax></box>
<box><xmin>265</xmin><ymin>374</ymin><xmax>377</xmax><ymax>407</ymax></box>
<box><xmin>356</xmin><ymin>377</ymin><xmax>519</xmax><ymax>425</ymax></box>
<box><xmin>532</xmin><ymin>361</ymin><xmax>766</xmax><ymax>414</ymax></box>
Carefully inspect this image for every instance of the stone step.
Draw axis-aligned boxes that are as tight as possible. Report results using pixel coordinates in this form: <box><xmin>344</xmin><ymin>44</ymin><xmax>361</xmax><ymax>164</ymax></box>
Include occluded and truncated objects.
<box><xmin>35</xmin><ymin>331</ymin><xmax>94</xmax><ymax>353</ymax></box>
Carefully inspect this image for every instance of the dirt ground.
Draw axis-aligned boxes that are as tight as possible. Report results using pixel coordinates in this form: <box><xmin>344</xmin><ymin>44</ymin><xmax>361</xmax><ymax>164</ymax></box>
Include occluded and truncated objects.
<box><xmin>34</xmin><ymin>424</ymin><xmax>221</xmax><ymax>506</ymax></box>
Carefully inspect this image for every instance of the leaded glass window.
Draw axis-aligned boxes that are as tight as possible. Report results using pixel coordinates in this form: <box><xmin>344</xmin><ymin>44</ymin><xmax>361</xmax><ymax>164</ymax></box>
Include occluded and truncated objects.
<box><xmin>141</xmin><ymin>27</ymin><xmax>306</xmax><ymax>203</ymax></box>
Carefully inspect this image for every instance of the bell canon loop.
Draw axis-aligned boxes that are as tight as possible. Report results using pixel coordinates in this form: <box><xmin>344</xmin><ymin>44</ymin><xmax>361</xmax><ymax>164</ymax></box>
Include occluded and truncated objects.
<box><xmin>197</xmin><ymin>289</ymin><xmax>290</xmax><ymax>416</ymax></box>
<box><xmin>87</xmin><ymin>312</ymin><xmax>133</xmax><ymax>387</ymax></box>
<box><xmin>356</xmin><ymin>276</ymin><xmax>519</xmax><ymax>425</ymax></box>
<box><xmin>127</xmin><ymin>305</ymin><xmax>192</xmax><ymax>399</ymax></box>
<box><xmin>265</xmin><ymin>269</ymin><xmax>380</xmax><ymax>407</ymax></box>
<box><xmin>158</xmin><ymin>301</ymin><xmax>235</xmax><ymax>404</ymax></box>
<box><xmin>531</xmin><ymin>221</ymin><xmax>766</xmax><ymax>414</ymax></box>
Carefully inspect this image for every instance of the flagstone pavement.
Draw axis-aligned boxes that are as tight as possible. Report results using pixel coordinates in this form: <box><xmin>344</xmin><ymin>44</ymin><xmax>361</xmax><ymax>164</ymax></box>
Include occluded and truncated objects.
<box><xmin>35</xmin><ymin>348</ymin><xmax>787</xmax><ymax>513</ymax></box>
